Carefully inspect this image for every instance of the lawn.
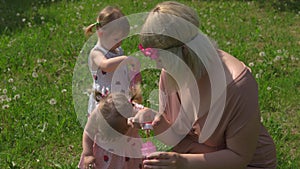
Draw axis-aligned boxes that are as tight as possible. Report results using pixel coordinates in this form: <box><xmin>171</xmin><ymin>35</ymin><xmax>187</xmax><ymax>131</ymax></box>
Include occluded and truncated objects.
<box><xmin>0</xmin><ymin>0</ymin><xmax>299</xmax><ymax>168</ymax></box>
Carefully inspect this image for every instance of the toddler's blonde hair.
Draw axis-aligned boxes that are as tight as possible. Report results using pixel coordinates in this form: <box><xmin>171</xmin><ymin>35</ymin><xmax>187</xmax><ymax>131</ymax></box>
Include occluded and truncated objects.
<box><xmin>85</xmin><ymin>6</ymin><xmax>130</xmax><ymax>37</ymax></box>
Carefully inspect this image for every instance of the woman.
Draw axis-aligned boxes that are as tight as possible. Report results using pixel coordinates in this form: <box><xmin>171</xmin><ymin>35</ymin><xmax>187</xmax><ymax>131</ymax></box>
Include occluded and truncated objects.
<box><xmin>134</xmin><ymin>1</ymin><xmax>277</xmax><ymax>169</ymax></box>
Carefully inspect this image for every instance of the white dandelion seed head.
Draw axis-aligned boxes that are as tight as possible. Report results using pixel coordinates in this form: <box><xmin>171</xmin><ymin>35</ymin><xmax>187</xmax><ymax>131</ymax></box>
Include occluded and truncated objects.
<box><xmin>248</xmin><ymin>62</ymin><xmax>254</xmax><ymax>67</ymax></box>
<box><xmin>22</xmin><ymin>18</ymin><xmax>26</xmax><ymax>22</ymax></box>
<box><xmin>12</xmin><ymin>86</ymin><xmax>16</xmax><ymax>91</ymax></box>
<box><xmin>259</xmin><ymin>51</ymin><xmax>266</xmax><ymax>57</ymax></box>
<box><xmin>8</xmin><ymin>78</ymin><xmax>14</xmax><ymax>83</ymax></box>
<box><xmin>61</xmin><ymin>89</ymin><xmax>67</xmax><ymax>93</ymax></box>
<box><xmin>3</xmin><ymin>89</ymin><xmax>7</xmax><ymax>94</ymax></box>
<box><xmin>32</xmin><ymin>72</ymin><xmax>38</xmax><ymax>78</ymax></box>
<box><xmin>2</xmin><ymin>104</ymin><xmax>9</xmax><ymax>109</ymax></box>
<box><xmin>49</xmin><ymin>98</ymin><xmax>57</xmax><ymax>105</ymax></box>
<box><xmin>6</xmin><ymin>97</ymin><xmax>12</xmax><ymax>102</ymax></box>
<box><xmin>267</xmin><ymin>86</ymin><xmax>272</xmax><ymax>90</ymax></box>
<box><xmin>14</xmin><ymin>94</ymin><xmax>20</xmax><ymax>100</ymax></box>
<box><xmin>273</xmin><ymin>55</ymin><xmax>282</xmax><ymax>62</ymax></box>
<box><xmin>255</xmin><ymin>73</ymin><xmax>261</xmax><ymax>79</ymax></box>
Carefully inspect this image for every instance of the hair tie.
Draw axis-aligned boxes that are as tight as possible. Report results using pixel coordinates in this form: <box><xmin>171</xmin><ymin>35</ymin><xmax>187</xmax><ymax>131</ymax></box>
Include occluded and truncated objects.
<box><xmin>94</xmin><ymin>21</ymin><xmax>101</xmax><ymax>27</ymax></box>
<box><xmin>138</xmin><ymin>44</ymin><xmax>159</xmax><ymax>60</ymax></box>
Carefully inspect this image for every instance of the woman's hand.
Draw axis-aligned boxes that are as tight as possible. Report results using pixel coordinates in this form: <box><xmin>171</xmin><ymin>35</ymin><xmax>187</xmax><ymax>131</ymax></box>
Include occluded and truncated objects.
<box><xmin>128</xmin><ymin>108</ymin><xmax>159</xmax><ymax>128</ymax></box>
<box><xmin>83</xmin><ymin>155</ymin><xmax>95</xmax><ymax>169</ymax></box>
<box><xmin>143</xmin><ymin>152</ymin><xmax>186</xmax><ymax>169</ymax></box>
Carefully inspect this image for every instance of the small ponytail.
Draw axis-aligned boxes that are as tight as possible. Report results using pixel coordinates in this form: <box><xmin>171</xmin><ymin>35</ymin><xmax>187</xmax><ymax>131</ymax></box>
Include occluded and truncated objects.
<box><xmin>84</xmin><ymin>6</ymin><xmax>129</xmax><ymax>37</ymax></box>
<box><xmin>85</xmin><ymin>22</ymin><xmax>101</xmax><ymax>36</ymax></box>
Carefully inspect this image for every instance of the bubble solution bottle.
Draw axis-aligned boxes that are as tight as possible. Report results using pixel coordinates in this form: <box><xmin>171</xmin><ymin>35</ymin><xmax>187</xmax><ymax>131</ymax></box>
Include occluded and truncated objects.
<box><xmin>140</xmin><ymin>123</ymin><xmax>157</xmax><ymax>157</ymax></box>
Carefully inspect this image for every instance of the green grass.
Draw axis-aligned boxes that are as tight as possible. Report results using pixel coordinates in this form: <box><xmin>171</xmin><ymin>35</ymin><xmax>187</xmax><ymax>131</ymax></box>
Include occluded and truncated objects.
<box><xmin>0</xmin><ymin>0</ymin><xmax>299</xmax><ymax>168</ymax></box>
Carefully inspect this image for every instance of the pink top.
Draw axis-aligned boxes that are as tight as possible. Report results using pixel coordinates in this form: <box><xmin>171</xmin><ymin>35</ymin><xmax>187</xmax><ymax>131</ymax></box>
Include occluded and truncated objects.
<box><xmin>159</xmin><ymin>59</ymin><xmax>277</xmax><ymax>168</ymax></box>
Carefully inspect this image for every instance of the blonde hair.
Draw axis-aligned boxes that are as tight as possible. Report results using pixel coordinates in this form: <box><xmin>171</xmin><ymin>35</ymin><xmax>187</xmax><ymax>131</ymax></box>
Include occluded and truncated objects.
<box><xmin>97</xmin><ymin>92</ymin><xmax>133</xmax><ymax>138</ymax></box>
<box><xmin>140</xmin><ymin>1</ymin><xmax>210</xmax><ymax>80</ymax></box>
<box><xmin>96</xmin><ymin>85</ymin><xmax>142</xmax><ymax>139</ymax></box>
<box><xmin>85</xmin><ymin>6</ymin><xmax>130</xmax><ymax>36</ymax></box>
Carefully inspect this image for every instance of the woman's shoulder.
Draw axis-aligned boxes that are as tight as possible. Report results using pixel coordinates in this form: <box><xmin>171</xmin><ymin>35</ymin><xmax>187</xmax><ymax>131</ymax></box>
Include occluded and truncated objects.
<box><xmin>218</xmin><ymin>50</ymin><xmax>248</xmax><ymax>85</ymax></box>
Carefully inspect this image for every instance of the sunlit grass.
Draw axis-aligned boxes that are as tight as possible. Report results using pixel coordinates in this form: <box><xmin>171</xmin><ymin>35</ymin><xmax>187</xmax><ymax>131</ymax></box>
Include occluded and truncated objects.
<box><xmin>0</xmin><ymin>0</ymin><xmax>299</xmax><ymax>168</ymax></box>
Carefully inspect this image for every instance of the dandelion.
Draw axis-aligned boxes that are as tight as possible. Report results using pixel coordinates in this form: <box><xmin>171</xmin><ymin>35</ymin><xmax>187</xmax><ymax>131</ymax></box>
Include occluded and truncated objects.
<box><xmin>259</xmin><ymin>51</ymin><xmax>266</xmax><ymax>57</ymax></box>
<box><xmin>291</xmin><ymin>56</ymin><xmax>296</xmax><ymax>61</ymax></box>
<box><xmin>49</xmin><ymin>98</ymin><xmax>57</xmax><ymax>105</ymax></box>
<box><xmin>32</xmin><ymin>72</ymin><xmax>38</xmax><ymax>78</ymax></box>
<box><xmin>41</xmin><ymin>16</ymin><xmax>45</xmax><ymax>20</ymax></box>
<box><xmin>8</xmin><ymin>78</ymin><xmax>14</xmax><ymax>83</ymax></box>
<box><xmin>37</xmin><ymin>159</ymin><xmax>40</xmax><ymax>162</ymax></box>
<box><xmin>1</xmin><ymin>95</ymin><xmax>7</xmax><ymax>100</ymax></box>
<box><xmin>267</xmin><ymin>86</ymin><xmax>272</xmax><ymax>90</ymax></box>
<box><xmin>277</xmin><ymin>49</ymin><xmax>282</xmax><ymax>53</ymax></box>
<box><xmin>2</xmin><ymin>104</ymin><xmax>9</xmax><ymax>109</ymax></box>
<box><xmin>12</xmin><ymin>86</ymin><xmax>16</xmax><ymax>91</ymax></box>
<box><xmin>61</xmin><ymin>89</ymin><xmax>67</xmax><ymax>93</ymax></box>
<box><xmin>16</xmin><ymin>13</ymin><xmax>20</xmax><ymax>16</ymax></box>
<box><xmin>22</xmin><ymin>18</ymin><xmax>26</xmax><ymax>22</ymax></box>
<box><xmin>3</xmin><ymin>89</ymin><xmax>7</xmax><ymax>94</ymax></box>
<box><xmin>14</xmin><ymin>94</ymin><xmax>20</xmax><ymax>100</ymax></box>
<box><xmin>255</xmin><ymin>73</ymin><xmax>261</xmax><ymax>79</ymax></box>
<box><xmin>248</xmin><ymin>62</ymin><xmax>254</xmax><ymax>67</ymax></box>
<box><xmin>6</xmin><ymin>97</ymin><xmax>12</xmax><ymax>102</ymax></box>
<box><xmin>226</xmin><ymin>41</ymin><xmax>231</xmax><ymax>45</ymax></box>
<box><xmin>273</xmin><ymin>56</ymin><xmax>282</xmax><ymax>62</ymax></box>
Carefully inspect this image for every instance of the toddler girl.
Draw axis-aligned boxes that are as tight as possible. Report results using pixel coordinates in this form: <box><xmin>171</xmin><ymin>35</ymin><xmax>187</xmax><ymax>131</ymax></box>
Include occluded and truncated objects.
<box><xmin>80</xmin><ymin>92</ymin><xmax>143</xmax><ymax>169</ymax></box>
<box><xmin>85</xmin><ymin>6</ymin><xmax>141</xmax><ymax>115</ymax></box>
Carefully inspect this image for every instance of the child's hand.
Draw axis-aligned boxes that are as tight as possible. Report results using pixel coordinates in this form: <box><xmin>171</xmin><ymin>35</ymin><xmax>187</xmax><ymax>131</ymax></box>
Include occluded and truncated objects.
<box><xmin>83</xmin><ymin>155</ymin><xmax>95</xmax><ymax>169</ymax></box>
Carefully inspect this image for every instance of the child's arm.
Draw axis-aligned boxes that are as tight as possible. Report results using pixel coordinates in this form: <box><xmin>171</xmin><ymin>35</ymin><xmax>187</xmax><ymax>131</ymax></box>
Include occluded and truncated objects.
<box><xmin>90</xmin><ymin>49</ymin><xmax>128</xmax><ymax>72</ymax></box>
<box><xmin>81</xmin><ymin>110</ymin><xmax>98</xmax><ymax>168</ymax></box>
<box><xmin>82</xmin><ymin>132</ymin><xmax>94</xmax><ymax>156</ymax></box>
<box><xmin>82</xmin><ymin>132</ymin><xmax>95</xmax><ymax>168</ymax></box>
